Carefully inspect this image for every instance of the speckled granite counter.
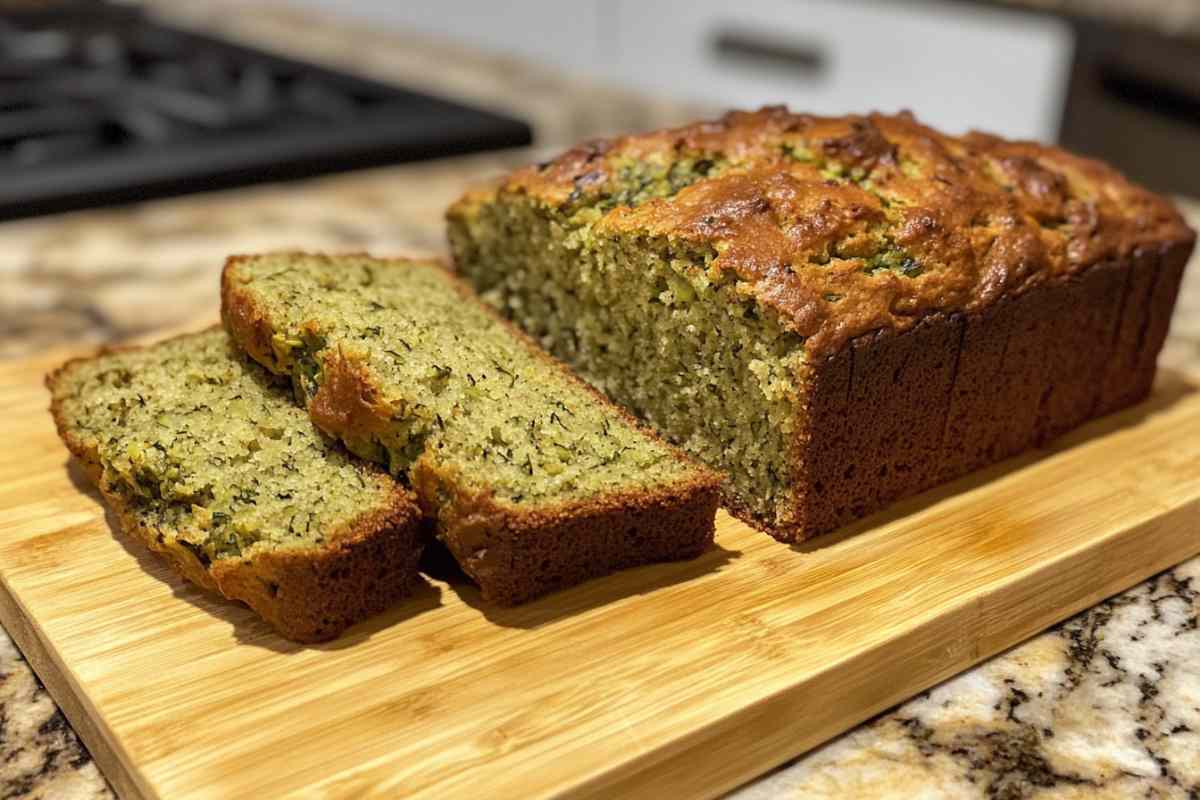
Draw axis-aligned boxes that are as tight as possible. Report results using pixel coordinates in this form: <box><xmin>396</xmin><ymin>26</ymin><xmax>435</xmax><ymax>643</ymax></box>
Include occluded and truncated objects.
<box><xmin>2</xmin><ymin>3</ymin><xmax>1199</xmax><ymax>798</ymax></box>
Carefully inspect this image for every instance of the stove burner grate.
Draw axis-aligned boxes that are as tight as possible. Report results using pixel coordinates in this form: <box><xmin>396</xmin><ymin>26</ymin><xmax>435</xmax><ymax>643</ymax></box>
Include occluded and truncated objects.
<box><xmin>0</xmin><ymin>3</ymin><xmax>532</xmax><ymax>219</ymax></box>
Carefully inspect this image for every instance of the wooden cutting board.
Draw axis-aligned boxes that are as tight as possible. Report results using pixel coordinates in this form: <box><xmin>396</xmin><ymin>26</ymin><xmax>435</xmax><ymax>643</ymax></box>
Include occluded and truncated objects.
<box><xmin>2</xmin><ymin>342</ymin><xmax>1199</xmax><ymax>800</ymax></box>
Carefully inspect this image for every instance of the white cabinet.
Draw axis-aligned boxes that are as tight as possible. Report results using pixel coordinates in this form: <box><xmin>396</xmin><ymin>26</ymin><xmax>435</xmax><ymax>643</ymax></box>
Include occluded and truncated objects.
<box><xmin>279</xmin><ymin>0</ymin><xmax>607</xmax><ymax>76</ymax></box>
<box><xmin>609</xmin><ymin>0</ymin><xmax>1074</xmax><ymax>140</ymax></box>
<box><xmin>281</xmin><ymin>0</ymin><xmax>1074</xmax><ymax>141</ymax></box>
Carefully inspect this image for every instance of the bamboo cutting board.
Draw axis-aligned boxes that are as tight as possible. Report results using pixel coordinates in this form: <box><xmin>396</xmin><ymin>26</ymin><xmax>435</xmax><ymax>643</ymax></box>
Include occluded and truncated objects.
<box><xmin>2</xmin><ymin>344</ymin><xmax>1199</xmax><ymax>800</ymax></box>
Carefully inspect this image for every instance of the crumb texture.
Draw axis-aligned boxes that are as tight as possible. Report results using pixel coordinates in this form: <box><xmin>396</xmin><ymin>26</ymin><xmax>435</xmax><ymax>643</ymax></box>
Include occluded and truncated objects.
<box><xmin>49</xmin><ymin>330</ymin><xmax>399</xmax><ymax>561</ymax></box>
<box><xmin>221</xmin><ymin>253</ymin><xmax>719</xmax><ymax>603</ymax></box>
<box><xmin>47</xmin><ymin>329</ymin><xmax>423</xmax><ymax>640</ymax></box>
<box><xmin>223</xmin><ymin>254</ymin><xmax>706</xmax><ymax>504</ymax></box>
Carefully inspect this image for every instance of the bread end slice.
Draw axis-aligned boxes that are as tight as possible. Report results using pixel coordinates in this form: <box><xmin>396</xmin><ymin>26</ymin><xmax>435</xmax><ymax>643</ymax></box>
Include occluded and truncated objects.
<box><xmin>47</xmin><ymin>330</ymin><xmax>427</xmax><ymax>643</ymax></box>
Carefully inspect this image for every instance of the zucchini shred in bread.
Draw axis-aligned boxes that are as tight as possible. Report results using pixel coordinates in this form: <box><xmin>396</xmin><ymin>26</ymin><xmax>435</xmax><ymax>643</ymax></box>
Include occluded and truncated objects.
<box><xmin>447</xmin><ymin>106</ymin><xmax>1196</xmax><ymax>542</ymax></box>
<box><xmin>47</xmin><ymin>329</ymin><xmax>426</xmax><ymax>642</ymax></box>
<box><xmin>221</xmin><ymin>253</ymin><xmax>720</xmax><ymax>605</ymax></box>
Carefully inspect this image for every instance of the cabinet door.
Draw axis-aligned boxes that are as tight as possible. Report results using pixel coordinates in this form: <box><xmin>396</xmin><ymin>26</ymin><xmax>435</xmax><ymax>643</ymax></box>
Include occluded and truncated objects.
<box><xmin>611</xmin><ymin>0</ymin><xmax>1073</xmax><ymax>140</ymax></box>
<box><xmin>281</xmin><ymin>0</ymin><xmax>606</xmax><ymax>76</ymax></box>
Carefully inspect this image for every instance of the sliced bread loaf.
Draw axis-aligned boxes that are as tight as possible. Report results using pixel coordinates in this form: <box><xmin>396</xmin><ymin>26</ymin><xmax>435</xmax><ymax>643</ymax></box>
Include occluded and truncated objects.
<box><xmin>447</xmin><ymin>107</ymin><xmax>1195</xmax><ymax>541</ymax></box>
<box><xmin>47</xmin><ymin>328</ymin><xmax>426</xmax><ymax>642</ymax></box>
<box><xmin>221</xmin><ymin>252</ymin><xmax>721</xmax><ymax>604</ymax></box>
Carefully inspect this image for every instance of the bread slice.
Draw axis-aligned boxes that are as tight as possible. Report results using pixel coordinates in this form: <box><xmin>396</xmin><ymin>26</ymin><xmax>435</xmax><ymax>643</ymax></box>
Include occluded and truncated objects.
<box><xmin>221</xmin><ymin>252</ymin><xmax>720</xmax><ymax>604</ymax></box>
<box><xmin>447</xmin><ymin>107</ymin><xmax>1196</xmax><ymax>541</ymax></box>
<box><xmin>47</xmin><ymin>328</ymin><xmax>426</xmax><ymax>642</ymax></box>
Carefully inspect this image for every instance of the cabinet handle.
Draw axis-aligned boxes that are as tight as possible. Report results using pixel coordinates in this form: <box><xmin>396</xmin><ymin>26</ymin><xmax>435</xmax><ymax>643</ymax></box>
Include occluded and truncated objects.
<box><xmin>710</xmin><ymin>27</ymin><xmax>826</xmax><ymax>77</ymax></box>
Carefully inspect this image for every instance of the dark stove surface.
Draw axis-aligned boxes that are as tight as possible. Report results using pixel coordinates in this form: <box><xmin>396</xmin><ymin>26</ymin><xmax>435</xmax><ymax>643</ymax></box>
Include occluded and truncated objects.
<box><xmin>0</xmin><ymin>3</ymin><xmax>532</xmax><ymax>219</ymax></box>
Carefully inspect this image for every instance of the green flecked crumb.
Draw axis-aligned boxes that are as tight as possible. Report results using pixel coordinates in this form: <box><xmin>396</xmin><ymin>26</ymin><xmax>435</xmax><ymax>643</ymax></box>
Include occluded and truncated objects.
<box><xmin>229</xmin><ymin>255</ymin><xmax>697</xmax><ymax>506</ymax></box>
<box><xmin>449</xmin><ymin>193</ymin><xmax>807</xmax><ymax>525</ymax></box>
<box><xmin>49</xmin><ymin>330</ymin><xmax>394</xmax><ymax>561</ymax></box>
<box><xmin>563</xmin><ymin>155</ymin><xmax>730</xmax><ymax>216</ymax></box>
<box><xmin>864</xmin><ymin>251</ymin><xmax>923</xmax><ymax>278</ymax></box>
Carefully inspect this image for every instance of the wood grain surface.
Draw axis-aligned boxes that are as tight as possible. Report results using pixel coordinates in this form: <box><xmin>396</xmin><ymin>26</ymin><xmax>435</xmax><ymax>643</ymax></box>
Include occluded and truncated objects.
<box><xmin>2</xmin><ymin>343</ymin><xmax>1199</xmax><ymax>800</ymax></box>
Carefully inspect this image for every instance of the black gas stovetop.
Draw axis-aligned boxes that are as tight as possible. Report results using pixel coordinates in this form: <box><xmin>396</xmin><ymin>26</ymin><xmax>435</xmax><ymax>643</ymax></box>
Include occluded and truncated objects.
<box><xmin>0</xmin><ymin>2</ymin><xmax>532</xmax><ymax>220</ymax></box>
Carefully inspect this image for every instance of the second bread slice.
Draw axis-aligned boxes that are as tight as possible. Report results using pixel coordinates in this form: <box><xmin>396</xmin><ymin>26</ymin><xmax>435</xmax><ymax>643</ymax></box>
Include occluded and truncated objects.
<box><xmin>222</xmin><ymin>252</ymin><xmax>720</xmax><ymax>604</ymax></box>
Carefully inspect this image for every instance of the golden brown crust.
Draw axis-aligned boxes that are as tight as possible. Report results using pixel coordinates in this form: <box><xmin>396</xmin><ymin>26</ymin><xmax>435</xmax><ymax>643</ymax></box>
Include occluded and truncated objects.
<box><xmin>221</xmin><ymin>253</ymin><xmax>722</xmax><ymax>603</ymax></box>
<box><xmin>460</xmin><ymin>107</ymin><xmax>1196</xmax><ymax>359</ymax></box>
<box><xmin>46</xmin><ymin>332</ymin><xmax>427</xmax><ymax>643</ymax></box>
<box><xmin>308</xmin><ymin>343</ymin><xmax>398</xmax><ymax>446</ymax></box>
<box><xmin>220</xmin><ymin>260</ymin><xmax>283</xmax><ymax>371</ymax></box>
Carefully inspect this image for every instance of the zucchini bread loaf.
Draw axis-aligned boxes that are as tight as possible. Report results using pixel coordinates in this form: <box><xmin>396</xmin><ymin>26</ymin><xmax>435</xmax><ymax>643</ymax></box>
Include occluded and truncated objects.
<box><xmin>447</xmin><ymin>107</ymin><xmax>1196</xmax><ymax>541</ymax></box>
<box><xmin>47</xmin><ymin>329</ymin><xmax>426</xmax><ymax>642</ymax></box>
<box><xmin>221</xmin><ymin>252</ymin><xmax>720</xmax><ymax>604</ymax></box>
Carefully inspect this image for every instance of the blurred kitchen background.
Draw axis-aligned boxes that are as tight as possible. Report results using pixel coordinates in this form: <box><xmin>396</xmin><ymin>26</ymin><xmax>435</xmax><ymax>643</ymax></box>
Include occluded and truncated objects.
<box><xmin>267</xmin><ymin>0</ymin><xmax>1200</xmax><ymax>197</ymax></box>
<box><xmin>2</xmin><ymin>0</ymin><xmax>1200</xmax><ymax>220</ymax></box>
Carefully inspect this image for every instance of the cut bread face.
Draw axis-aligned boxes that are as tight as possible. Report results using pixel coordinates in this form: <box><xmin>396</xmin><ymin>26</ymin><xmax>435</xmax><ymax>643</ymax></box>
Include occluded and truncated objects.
<box><xmin>221</xmin><ymin>253</ymin><xmax>720</xmax><ymax>604</ymax></box>
<box><xmin>450</xmin><ymin>195</ymin><xmax>806</xmax><ymax>532</ymax></box>
<box><xmin>47</xmin><ymin>328</ymin><xmax>425</xmax><ymax>642</ymax></box>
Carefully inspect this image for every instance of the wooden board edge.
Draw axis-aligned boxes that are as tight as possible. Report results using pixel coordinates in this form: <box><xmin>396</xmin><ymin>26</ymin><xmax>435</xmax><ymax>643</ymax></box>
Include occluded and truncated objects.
<box><xmin>0</xmin><ymin>572</ymin><xmax>156</xmax><ymax>800</ymax></box>
<box><xmin>561</xmin><ymin>495</ymin><xmax>1200</xmax><ymax>800</ymax></box>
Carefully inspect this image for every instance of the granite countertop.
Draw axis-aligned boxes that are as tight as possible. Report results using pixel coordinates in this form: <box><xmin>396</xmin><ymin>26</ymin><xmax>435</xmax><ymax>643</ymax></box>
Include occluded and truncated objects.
<box><xmin>2</xmin><ymin>3</ymin><xmax>1200</xmax><ymax>798</ymax></box>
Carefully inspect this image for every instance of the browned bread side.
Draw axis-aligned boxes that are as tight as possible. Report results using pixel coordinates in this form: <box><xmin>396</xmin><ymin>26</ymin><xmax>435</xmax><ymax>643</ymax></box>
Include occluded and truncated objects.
<box><xmin>47</xmin><ymin>329</ymin><xmax>427</xmax><ymax>642</ymax></box>
<box><xmin>409</xmin><ymin>439</ymin><xmax>717</xmax><ymax>605</ymax></box>
<box><xmin>791</xmin><ymin>243</ymin><xmax>1191</xmax><ymax>536</ymax></box>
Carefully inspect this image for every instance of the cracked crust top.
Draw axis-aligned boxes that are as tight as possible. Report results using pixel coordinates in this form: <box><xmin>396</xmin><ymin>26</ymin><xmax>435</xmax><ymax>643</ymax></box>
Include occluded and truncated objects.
<box><xmin>452</xmin><ymin>107</ymin><xmax>1195</xmax><ymax>358</ymax></box>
